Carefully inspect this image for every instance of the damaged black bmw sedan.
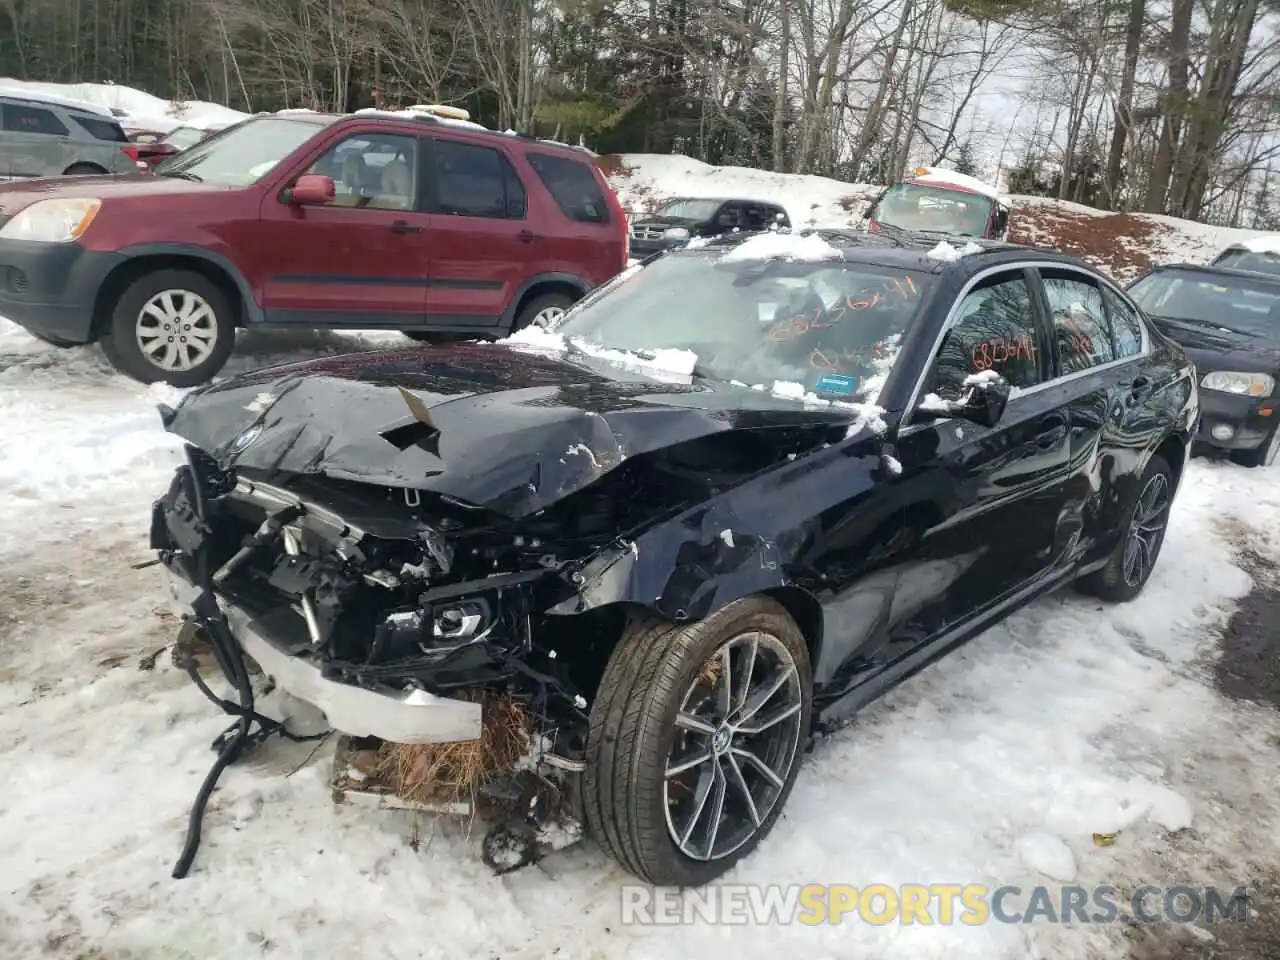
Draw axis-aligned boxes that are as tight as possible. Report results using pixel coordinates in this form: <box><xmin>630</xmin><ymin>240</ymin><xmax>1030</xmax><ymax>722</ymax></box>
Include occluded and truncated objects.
<box><xmin>150</xmin><ymin>230</ymin><xmax>1198</xmax><ymax>887</ymax></box>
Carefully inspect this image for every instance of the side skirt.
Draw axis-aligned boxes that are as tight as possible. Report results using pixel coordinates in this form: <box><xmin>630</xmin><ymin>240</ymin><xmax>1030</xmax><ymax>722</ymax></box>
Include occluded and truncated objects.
<box><xmin>812</xmin><ymin>563</ymin><xmax>1080</xmax><ymax>734</ymax></box>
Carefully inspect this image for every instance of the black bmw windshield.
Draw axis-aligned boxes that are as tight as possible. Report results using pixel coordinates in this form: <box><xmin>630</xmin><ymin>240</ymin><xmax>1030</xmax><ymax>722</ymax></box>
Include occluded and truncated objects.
<box><xmin>548</xmin><ymin>240</ymin><xmax>936</xmax><ymax>404</ymax></box>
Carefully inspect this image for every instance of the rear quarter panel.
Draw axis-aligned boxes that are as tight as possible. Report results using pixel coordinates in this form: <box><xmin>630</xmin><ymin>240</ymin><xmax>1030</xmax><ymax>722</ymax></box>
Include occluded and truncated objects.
<box><xmin>508</xmin><ymin>145</ymin><xmax>624</xmax><ymax>287</ymax></box>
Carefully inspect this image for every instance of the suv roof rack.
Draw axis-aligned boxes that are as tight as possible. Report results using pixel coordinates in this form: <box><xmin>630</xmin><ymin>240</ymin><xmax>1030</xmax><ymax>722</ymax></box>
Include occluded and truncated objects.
<box><xmin>263</xmin><ymin>103</ymin><xmax>597</xmax><ymax>156</ymax></box>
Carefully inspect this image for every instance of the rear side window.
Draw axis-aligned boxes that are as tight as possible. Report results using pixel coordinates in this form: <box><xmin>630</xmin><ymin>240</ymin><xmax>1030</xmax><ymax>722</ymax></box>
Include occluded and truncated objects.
<box><xmin>2</xmin><ymin>103</ymin><xmax>69</xmax><ymax>136</ymax></box>
<box><xmin>433</xmin><ymin>139</ymin><xmax>526</xmax><ymax>219</ymax></box>
<box><xmin>1041</xmin><ymin>271</ymin><xmax>1116</xmax><ymax>374</ymax></box>
<box><xmin>69</xmin><ymin>114</ymin><xmax>127</xmax><ymax>142</ymax></box>
<box><xmin>525</xmin><ymin>151</ymin><xmax>610</xmax><ymax>224</ymax></box>
<box><xmin>1102</xmin><ymin>287</ymin><xmax>1145</xmax><ymax>358</ymax></box>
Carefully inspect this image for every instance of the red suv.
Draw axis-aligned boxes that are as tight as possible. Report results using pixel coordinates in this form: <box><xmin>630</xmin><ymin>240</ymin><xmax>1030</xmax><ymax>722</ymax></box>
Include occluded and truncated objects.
<box><xmin>0</xmin><ymin>108</ymin><xmax>629</xmax><ymax>385</ymax></box>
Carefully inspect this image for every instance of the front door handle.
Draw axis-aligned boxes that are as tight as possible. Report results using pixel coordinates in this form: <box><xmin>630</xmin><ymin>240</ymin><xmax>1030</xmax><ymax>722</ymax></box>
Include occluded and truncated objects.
<box><xmin>390</xmin><ymin>220</ymin><xmax>423</xmax><ymax>235</ymax></box>
<box><xmin>1035</xmin><ymin>423</ymin><xmax>1068</xmax><ymax>449</ymax></box>
<box><xmin>517</xmin><ymin>230</ymin><xmax>544</xmax><ymax>243</ymax></box>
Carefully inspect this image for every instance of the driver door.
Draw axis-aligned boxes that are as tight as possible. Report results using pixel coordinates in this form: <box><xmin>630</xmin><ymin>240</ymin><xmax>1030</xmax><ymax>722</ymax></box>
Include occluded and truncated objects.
<box><xmin>886</xmin><ymin>266</ymin><xmax>1072</xmax><ymax>650</ymax></box>
<box><xmin>257</xmin><ymin>129</ymin><xmax>432</xmax><ymax>326</ymax></box>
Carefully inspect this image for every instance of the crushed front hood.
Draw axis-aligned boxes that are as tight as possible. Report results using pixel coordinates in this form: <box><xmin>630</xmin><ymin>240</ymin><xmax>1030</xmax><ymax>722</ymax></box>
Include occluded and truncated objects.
<box><xmin>161</xmin><ymin>342</ymin><xmax>857</xmax><ymax>518</ymax></box>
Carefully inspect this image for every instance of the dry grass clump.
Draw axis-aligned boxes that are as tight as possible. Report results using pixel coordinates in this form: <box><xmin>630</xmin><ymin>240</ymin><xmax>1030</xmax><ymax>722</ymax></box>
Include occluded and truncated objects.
<box><xmin>373</xmin><ymin>690</ymin><xmax>532</xmax><ymax>807</ymax></box>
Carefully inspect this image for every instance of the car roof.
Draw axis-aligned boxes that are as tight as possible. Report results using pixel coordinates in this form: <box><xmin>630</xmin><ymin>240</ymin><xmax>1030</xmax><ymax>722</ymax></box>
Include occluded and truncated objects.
<box><xmin>265</xmin><ymin>108</ymin><xmax>597</xmax><ymax>157</ymax></box>
<box><xmin>1218</xmin><ymin>234</ymin><xmax>1280</xmax><ymax>255</ymax></box>
<box><xmin>0</xmin><ymin>86</ymin><xmax>119</xmax><ymax>120</ymax></box>
<box><xmin>682</xmin><ymin>229</ymin><xmax>1093</xmax><ymax>276</ymax></box>
<box><xmin>658</xmin><ymin>196</ymin><xmax>782</xmax><ymax>205</ymax></box>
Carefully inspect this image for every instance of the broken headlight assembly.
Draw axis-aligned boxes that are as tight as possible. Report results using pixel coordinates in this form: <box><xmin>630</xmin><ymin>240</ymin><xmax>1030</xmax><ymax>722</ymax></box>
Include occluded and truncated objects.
<box><xmin>370</xmin><ymin>596</ymin><xmax>497</xmax><ymax>662</ymax></box>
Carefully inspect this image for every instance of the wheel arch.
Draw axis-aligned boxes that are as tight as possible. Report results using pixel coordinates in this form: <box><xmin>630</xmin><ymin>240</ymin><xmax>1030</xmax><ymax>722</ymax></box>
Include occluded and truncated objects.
<box><xmin>502</xmin><ymin>272</ymin><xmax>590</xmax><ymax>330</ymax></box>
<box><xmin>92</xmin><ymin>245</ymin><xmax>261</xmax><ymax>339</ymax></box>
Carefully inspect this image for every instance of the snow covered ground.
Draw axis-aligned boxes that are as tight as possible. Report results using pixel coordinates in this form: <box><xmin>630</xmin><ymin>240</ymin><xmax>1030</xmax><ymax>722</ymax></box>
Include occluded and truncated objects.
<box><xmin>2</xmin><ymin>317</ymin><xmax>1280</xmax><ymax>960</ymax></box>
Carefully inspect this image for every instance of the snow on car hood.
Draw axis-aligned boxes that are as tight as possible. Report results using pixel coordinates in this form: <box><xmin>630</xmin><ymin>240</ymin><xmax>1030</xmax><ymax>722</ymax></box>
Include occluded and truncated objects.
<box><xmin>159</xmin><ymin>342</ymin><xmax>863</xmax><ymax>519</ymax></box>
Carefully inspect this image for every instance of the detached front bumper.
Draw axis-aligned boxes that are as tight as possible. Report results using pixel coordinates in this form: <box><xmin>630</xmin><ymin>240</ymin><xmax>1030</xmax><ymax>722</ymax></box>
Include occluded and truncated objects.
<box><xmin>1192</xmin><ymin>387</ymin><xmax>1278</xmax><ymax>453</ymax></box>
<box><xmin>162</xmin><ymin>566</ymin><xmax>483</xmax><ymax>744</ymax></box>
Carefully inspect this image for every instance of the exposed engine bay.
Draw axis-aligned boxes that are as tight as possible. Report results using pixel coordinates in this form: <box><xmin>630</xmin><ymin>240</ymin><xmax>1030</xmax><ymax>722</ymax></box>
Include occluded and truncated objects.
<box><xmin>149</xmin><ymin>416</ymin><xmax>829</xmax><ymax>877</ymax></box>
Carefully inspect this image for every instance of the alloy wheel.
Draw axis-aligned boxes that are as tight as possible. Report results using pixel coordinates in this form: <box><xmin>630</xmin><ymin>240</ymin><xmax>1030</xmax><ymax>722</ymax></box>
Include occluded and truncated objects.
<box><xmin>663</xmin><ymin>630</ymin><xmax>805</xmax><ymax>862</ymax></box>
<box><xmin>532</xmin><ymin>305</ymin><xmax>566</xmax><ymax>326</ymax></box>
<box><xmin>135</xmin><ymin>289</ymin><xmax>219</xmax><ymax>372</ymax></box>
<box><xmin>1122</xmin><ymin>472</ymin><xmax>1171</xmax><ymax>587</ymax></box>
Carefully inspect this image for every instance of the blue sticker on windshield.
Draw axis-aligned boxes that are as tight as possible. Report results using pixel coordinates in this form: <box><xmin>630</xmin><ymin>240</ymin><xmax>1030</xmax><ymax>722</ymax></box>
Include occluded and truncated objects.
<box><xmin>814</xmin><ymin>374</ymin><xmax>857</xmax><ymax>396</ymax></box>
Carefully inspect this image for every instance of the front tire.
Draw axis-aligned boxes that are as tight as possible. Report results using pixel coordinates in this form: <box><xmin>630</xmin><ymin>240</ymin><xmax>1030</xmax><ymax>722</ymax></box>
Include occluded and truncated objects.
<box><xmin>1077</xmin><ymin>452</ymin><xmax>1175</xmax><ymax>603</ymax></box>
<box><xmin>583</xmin><ymin>598</ymin><xmax>812</xmax><ymax>886</ymax></box>
<box><xmin>99</xmin><ymin>269</ymin><xmax>236</xmax><ymax>386</ymax></box>
<box><xmin>63</xmin><ymin>162</ymin><xmax>107</xmax><ymax>176</ymax></box>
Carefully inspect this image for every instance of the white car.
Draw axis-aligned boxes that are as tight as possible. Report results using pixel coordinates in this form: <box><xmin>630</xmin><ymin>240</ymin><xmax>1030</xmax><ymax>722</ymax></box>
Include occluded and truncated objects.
<box><xmin>1210</xmin><ymin>234</ymin><xmax>1280</xmax><ymax>277</ymax></box>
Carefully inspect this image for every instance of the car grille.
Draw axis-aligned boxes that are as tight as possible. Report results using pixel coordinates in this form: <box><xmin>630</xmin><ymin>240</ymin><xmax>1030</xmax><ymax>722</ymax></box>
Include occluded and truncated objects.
<box><xmin>630</xmin><ymin>224</ymin><xmax>667</xmax><ymax>240</ymax></box>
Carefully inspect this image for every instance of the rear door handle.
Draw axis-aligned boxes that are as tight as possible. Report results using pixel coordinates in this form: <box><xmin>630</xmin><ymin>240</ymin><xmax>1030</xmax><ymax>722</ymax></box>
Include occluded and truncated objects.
<box><xmin>390</xmin><ymin>220</ymin><xmax>423</xmax><ymax>235</ymax></box>
<box><xmin>518</xmin><ymin>230</ymin><xmax>543</xmax><ymax>243</ymax></box>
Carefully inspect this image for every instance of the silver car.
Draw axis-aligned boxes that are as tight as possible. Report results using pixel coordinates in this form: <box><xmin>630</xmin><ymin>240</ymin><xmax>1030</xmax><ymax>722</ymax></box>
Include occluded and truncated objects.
<box><xmin>0</xmin><ymin>89</ymin><xmax>139</xmax><ymax>179</ymax></box>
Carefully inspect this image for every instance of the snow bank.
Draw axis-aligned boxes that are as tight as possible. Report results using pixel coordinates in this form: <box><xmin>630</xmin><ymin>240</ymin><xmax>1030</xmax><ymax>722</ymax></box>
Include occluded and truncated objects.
<box><xmin>0</xmin><ymin>78</ymin><xmax>248</xmax><ymax>133</ymax></box>
<box><xmin>608</xmin><ymin>153</ymin><xmax>883</xmax><ymax>230</ymax></box>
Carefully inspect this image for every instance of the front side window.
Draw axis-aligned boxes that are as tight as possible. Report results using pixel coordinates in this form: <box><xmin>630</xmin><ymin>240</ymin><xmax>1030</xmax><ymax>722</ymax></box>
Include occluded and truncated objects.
<box><xmin>303</xmin><ymin>133</ymin><xmax>418</xmax><ymax>210</ymax></box>
<box><xmin>153</xmin><ymin>116</ymin><xmax>333</xmax><ymax>186</ymax></box>
<box><xmin>1041</xmin><ymin>271</ymin><xmax>1116</xmax><ymax>374</ymax></box>
<box><xmin>926</xmin><ymin>273</ymin><xmax>1042</xmax><ymax>399</ymax></box>
<box><xmin>433</xmin><ymin>139</ymin><xmax>526</xmax><ymax>218</ymax></box>
<box><xmin>2</xmin><ymin>103</ymin><xmax>68</xmax><ymax>136</ymax></box>
<box><xmin>548</xmin><ymin>249</ymin><xmax>935</xmax><ymax>403</ymax></box>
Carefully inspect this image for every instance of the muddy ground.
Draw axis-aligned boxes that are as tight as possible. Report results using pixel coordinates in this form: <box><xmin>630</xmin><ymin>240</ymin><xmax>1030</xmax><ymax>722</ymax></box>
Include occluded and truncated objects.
<box><xmin>1128</xmin><ymin>546</ymin><xmax>1280</xmax><ymax>960</ymax></box>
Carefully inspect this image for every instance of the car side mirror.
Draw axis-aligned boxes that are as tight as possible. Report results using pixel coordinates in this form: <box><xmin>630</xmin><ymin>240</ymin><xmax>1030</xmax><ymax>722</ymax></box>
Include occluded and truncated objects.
<box><xmin>288</xmin><ymin>174</ymin><xmax>335</xmax><ymax>206</ymax></box>
<box><xmin>958</xmin><ymin>373</ymin><xmax>1011</xmax><ymax>427</ymax></box>
<box><xmin>910</xmin><ymin>373</ymin><xmax>1011</xmax><ymax>427</ymax></box>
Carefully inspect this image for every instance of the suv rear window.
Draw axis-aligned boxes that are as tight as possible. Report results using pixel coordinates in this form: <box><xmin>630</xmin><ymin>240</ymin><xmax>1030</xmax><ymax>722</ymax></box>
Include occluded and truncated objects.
<box><xmin>2</xmin><ymin>102</ymin><xmax>69</xmax><ymax>136</ymax></box>
<box><xmin>69</xmin><ymin>113</ymin><xmax>128</xmax><ymax>142</ymax></box>
<box><xmin>525</xmin><ymin>151</ymin><xmax>609</xmax><ymax>224</ymax></box>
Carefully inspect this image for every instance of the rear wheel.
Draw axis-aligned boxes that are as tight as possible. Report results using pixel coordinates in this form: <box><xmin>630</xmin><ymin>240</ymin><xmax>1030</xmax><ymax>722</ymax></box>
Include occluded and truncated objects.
<box><xmin>583</xmin><ymin>597</ymin><xmax>812</xmax><ymax>886</ymax></box>
<box><xmin>512</xmin><ymin>291</ymin><xmax>577</xmax><ymax>334</ymax></box>
<box><xmin>1230</xmin><ymin>423</ymin><xmax>1280</xmax><ymax>468</ymax></box>
<box><xmin>63</xmin><ymin>162</ymin><xmax>107</xmax><ymax>176</ymax></box>
<box><xmin>1076</xmin><ymin>453</ymin><xmax>1174</xmax><ymax>603</ymax></box>
<box><xmin>99</xmin><ymin>269</ymin><xmax>236</xmax><ymax>386</ymax></box>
